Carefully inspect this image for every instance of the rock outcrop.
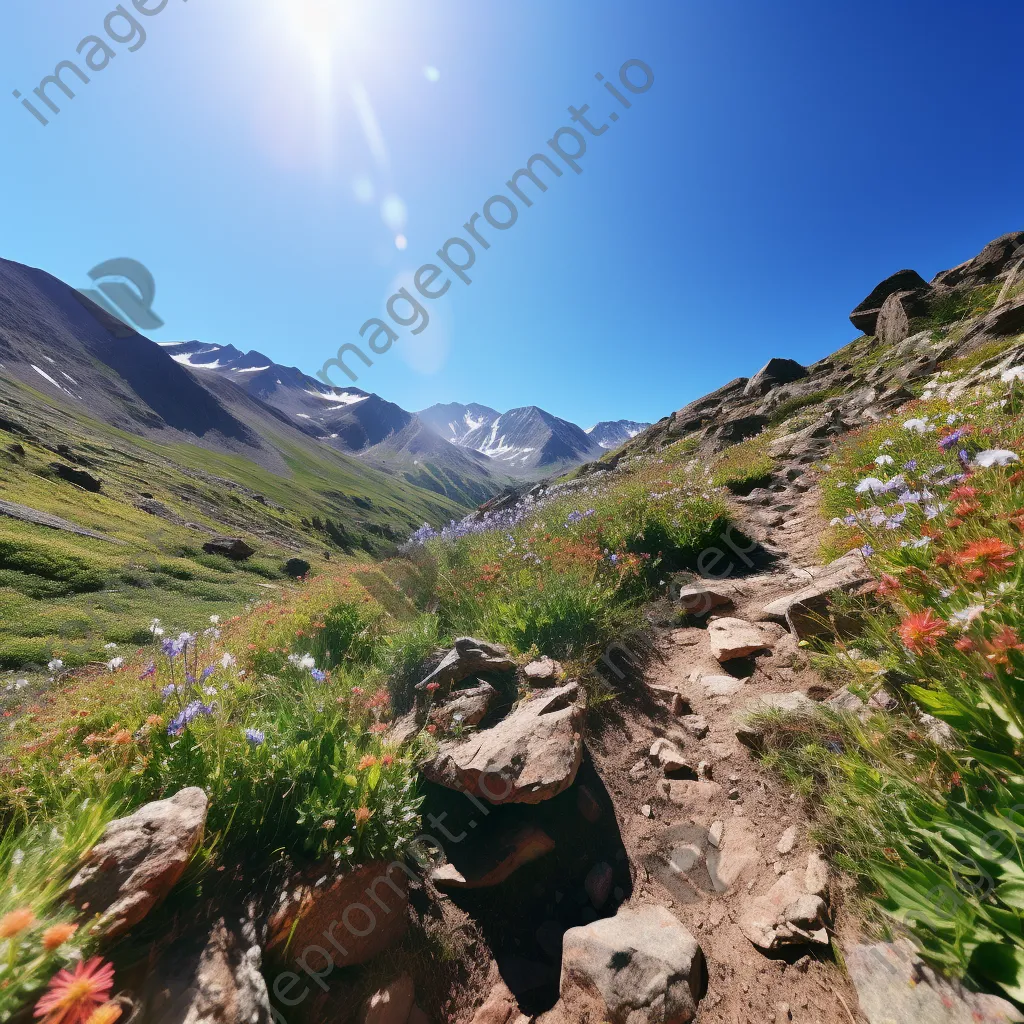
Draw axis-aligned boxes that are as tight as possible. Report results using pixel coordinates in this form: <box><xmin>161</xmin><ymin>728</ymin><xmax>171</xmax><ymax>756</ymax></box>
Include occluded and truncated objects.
<box><xmin>849</xmin><ymin>268</ymin><xmax>930</xmax><ymax>335</ymax></box>
<box><xmin>416</xmin><ymin>637</ymin><xmax>516</xmax><ymax>695</ymax></box>
<box><xmin>68</xmin><ymin>787</ymin><xmax>208</xmax><ymax>940</ymax></box>
<box><xmin>202</xmin><ymin>537</ymin><xmax>255</xmax><ymax>561</ymax></box>
<box><xmin>421</xmin><ymin>683</ymin><xmax>584</xmax><ymax>804</ymax></box>
<box><xmin>847</xmin><ymin>939</ymin><xmax>1023</xmax><ymax>1024</ymax></box>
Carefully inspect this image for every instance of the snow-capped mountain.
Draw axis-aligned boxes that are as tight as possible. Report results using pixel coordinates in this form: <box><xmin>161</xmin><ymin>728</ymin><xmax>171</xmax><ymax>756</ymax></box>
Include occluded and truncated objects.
<box><xmin>419</xmin><ymin>403</ymin><xmax>605</xmax><ymax>475</ymax></box>
<box><xmin>586</xmin><ymin>420</ymin><xmax>652</xmax><ymax>449</ymax></box>
<box><xmin>158</xmin><ymin>341</ymin><xmax>412</xmax><ymax>452</ymax></box>
<box><xmin>417</xmin><ymin>402</ymin><xmax>500</xmax><ymax>445</ymax></box>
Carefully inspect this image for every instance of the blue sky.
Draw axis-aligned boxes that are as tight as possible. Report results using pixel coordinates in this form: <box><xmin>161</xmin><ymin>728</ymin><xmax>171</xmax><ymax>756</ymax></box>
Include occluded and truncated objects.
<box><xmin>3</xmin><ymin>0</ymin><xmax>1023</xmax><ymax>428</ymax></box>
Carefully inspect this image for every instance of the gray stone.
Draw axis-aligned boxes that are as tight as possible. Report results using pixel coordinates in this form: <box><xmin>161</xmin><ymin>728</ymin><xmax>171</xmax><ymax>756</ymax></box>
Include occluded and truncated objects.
<box><xmin>430</xmin><ymin>682</ymin><xmax>497</xmax><ymax>733</ymax></box>
<box><xmin>202</xmin><ymin>537</ymin><xmax>254</xmax><ymax>561</ymax></box>
<box><xmin>738</xmin><ymin>872</ymin><xmax>829</xmax><ymax>950</ymax></box>
<box><xmin>847</xmin><ymin>939</ymin><xmax>1023</xmax><ymax>1024</ymax></box>
<box><xmin>416</xmin><ymin>637</ymin><xmax>516</xmax><ymax>695</ymax></box>
<box><xmin>850</xmin><ymin>268</ymin><xmax>929</xmax><ymax>335</ymax></box>
<box><xmin>650</xmin><ymin>737</ymin><xmax>691</xmax><ymax>775</ymax></box>
<box><xmin>559</xmin><ymin>905</ymin><xmax>705</xmax><ymax>1024</ymax></box>
<box><xmin>421</xmin><ymin>684</ymin><xmax>584</xmax><ymax>804</ymax></box>
<box><xmin>743</xmin><ymin>358</ymin><xmax>808</xmax><ymax>397</ymax></box>
<box><xmin>133</xmin><ymin>915</ymin><xmax>272</xmax><ymax>1024</ymax></box>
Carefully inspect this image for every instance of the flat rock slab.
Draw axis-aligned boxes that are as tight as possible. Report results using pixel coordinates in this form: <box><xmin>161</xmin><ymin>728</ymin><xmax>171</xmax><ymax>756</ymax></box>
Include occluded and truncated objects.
<box><xmin>559</xmin><ymin>905</ymin><xmax>705</xmax><ymax>1024</ymax></box>
<box><xmin>707</xmin><ymin>617</ymin><xmax>773</xmax><ymax>662</ymax></box>
<box><xmin>523</xmin><ymin>656</ymin><xmax>565</xmax><ymax>686</ymax></box>
<box><xmin>68</xmin><ymin>787</ymin><xmax>208</xmax><ymax>940</ymax></box>
<box><xmin>431</xmin><ymin>824</ymin><xmax>555</xmax><ymax>889</ymax></box>
<box><xmin>0</xmin><ymin>498</ymin><xmax>124</xmax><ymax>543</ymax></box>
<box><xmin>421</xmin><ymin>683</ymin><xmax>584</xmax><ymax>804</ymax></box>
<box><xmin>847</xmin><ymin>940</ymin><xmax>1023</xmax><ymax>1024</ymax></box>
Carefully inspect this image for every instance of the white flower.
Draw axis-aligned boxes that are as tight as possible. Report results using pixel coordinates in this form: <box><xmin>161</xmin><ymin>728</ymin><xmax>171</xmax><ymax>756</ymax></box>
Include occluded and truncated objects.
<box><xmin>210</xmin><ymin>615</ymin><xmax>220</xmax><ymax>625</ymax></box>
<box><xmin>973</xmin><ymin>449</ymin><xmax>1019</xmax><ymax>468</ymax></box>
<box><xmin>47</xmin><ymin>659</ymin><xmax>63</xmax><ymax>673</ymax></box>
<box><xmin>204</xmin><ymin>687</ymin><xmax>218</xmax><ymax>697</ymax></box>
<box><xmin>288</xmin><ymin>653</ymin><xmax>316</xmax><ymax>671</ymax></box>
<box><xmin>950</xmin><ymin>604</ymin><xmax>985</xmax><ymax>627</ymax></box>
<box><xmin>855</xmin><ymin>477</ymin><xmax>886</xmax><ymax>494</ymax></box>
<box><xmin>15</xmin><ymin>679</ymin><xmax>28</xmax><ymax>691</ymax></box>
<box><xmin>879</xmin><ymin>439</ymin><xmax>894</xmax><ymax>448</ymax></box>
<box><xmin>874</xmin><ymin>455</ymin><xmax>895</xmax><ymax>466</ymax></box>
<box><xmin>104</xmin><ymin>642</ymin><xmax>118</xmax><ymax>651</ymax></box>
<box><xmin>903</xmin><ymin>418</ymin><xmax>930</xmax><ymax>433</ymax></box>
<box><xmin>220</xmin><ymin>653</ymin><xmax>236</xmax><ymax>669</ymax></box>
<box><xmin>946</xmin><ymin>413</ymin><xmax>962</xmax><ymax>425</ymax></box>
<box><xmin>106</xmin><ymin>657</ymin><xmax>124</xmax><ymax>672</ymax></box>
<box><xmin>1001</xmin><ymin>366</ymin><xmax>1024</xmax><ymax>383</ymax></box>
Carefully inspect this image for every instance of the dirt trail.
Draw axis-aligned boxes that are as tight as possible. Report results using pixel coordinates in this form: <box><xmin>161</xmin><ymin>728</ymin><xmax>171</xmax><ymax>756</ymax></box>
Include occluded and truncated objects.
<box><xmin>580</xmin><ymin>467</ymin><xmax>868</xmax><ymax>1024</ymax></box>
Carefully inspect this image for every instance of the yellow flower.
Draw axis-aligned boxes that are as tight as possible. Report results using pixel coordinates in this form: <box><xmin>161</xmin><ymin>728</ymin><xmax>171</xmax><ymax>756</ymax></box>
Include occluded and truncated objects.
<box><xmin>86</xmin><ymin>1002</ymin><xmax>123</xmax><ymax>1024</ymax></box>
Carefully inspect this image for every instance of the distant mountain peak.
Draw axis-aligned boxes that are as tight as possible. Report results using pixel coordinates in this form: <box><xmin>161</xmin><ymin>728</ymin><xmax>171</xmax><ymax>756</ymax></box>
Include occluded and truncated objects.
<box><xmin>586</xmin><ymin>420</ymin><xmax>652</xmax><ymax>450</ymax></box>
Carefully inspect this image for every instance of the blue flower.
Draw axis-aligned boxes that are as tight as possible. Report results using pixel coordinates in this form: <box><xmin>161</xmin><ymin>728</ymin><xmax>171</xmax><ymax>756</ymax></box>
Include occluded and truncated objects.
<box><xmin>311</xmin><ymin>668</ymin><xmax>327</xmax><ymax>683</ymax></box>
<box><xmin>938</xmin><ymin>428</ymin><xmax>967</xmax><ymax>451</ymax></box>
<box><xmin>167</xmin><ymin>700</ymin><xmax>215</xmax><ymax>737</ymax></box>
<box><xmin>861</xmin><ymin>543</ymin><xmax>874</xmax><ymax>557</ymax></box>
<box><xmin>160</xmin><ymin>683</ymin><xmax>179</xmax><ymax>701</ymax></box>
<box><xmin>200</xmin><ymin>666</ymin><xmax>216</xmax><ymax>682</ymax></box>
<box><xmin>139</xmin><ymin>662</ymin><xmax>156</xmax><ymax>680</ymax></box>
<box><xmin>245</xmin><ymin>728</ymin><xmax>265</xmax><ymax>746</ymax></box>
<box><xmin>903</xmin><ymin>459</ymin><xmax>918</xmax><ymax>471</ymax></box>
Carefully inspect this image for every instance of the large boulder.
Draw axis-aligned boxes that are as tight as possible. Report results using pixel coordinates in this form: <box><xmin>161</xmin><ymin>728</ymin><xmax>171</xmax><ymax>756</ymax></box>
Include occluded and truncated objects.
<box><xmin>558</xmin><ymin>905</ymin><xmax>705</xmax><ymax>1024</ymax></box>
<box><xmin>847</xmin><ymin>939</ymin><xmax>1023</xmax><ymax>1024</ymax></box>
<box><xmin>203</xmin><ymin>537</ymin><xmax>254</xmax><ymax>561</ymax></box>
<box><xmin>960</xmin><ymin>295</ymin><xmax>1024</xmax><ymax>347</ymax></box>
<box><xmin>742</xmin><ymin>358</ymin><xmax>807</xmax><ymax>397</ymax></box>
<box><xmin>68</xmin><ymin>787</ymin><xmax>208</xmax><ymax>940</ymax></box>
<box><xmin>267</xmin><ymin>860</ymin><xmax>409</xmax><ymax>969</ymax></box>
<box><xmin>50</xmin><ymin>463</ymin><xmax>102</xmax><ymax>492</ymax></box>
<box><xmin>131</xmin><ymin>916</ymin><xmax>272</xmax><ymax>1024</ymax></box>
<box><xmin>415</xmin><ymin>638</ymin><xmax>516</xmax><ymax>696</ymax></box>
<box><xmin>850</xmin><ymin>269</ymin><xmax>930</xmax><ymax>335</ymax></box>
<box><xmin>875</xmin><ymin>288</ymin><xmax>934</xmax><ymax>346</ymax></box>
<box><xmin>420</xmin><ymin>684</ymin><xmax>584</xmax><ymax>805</ymax></box>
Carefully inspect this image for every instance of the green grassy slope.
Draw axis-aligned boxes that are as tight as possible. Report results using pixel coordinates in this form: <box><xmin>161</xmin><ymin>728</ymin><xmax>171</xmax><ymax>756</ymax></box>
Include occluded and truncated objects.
<box><xmin>0</xmin><ymin>374</ymin><xmax>462</xmax><ymax>667</ymax></box>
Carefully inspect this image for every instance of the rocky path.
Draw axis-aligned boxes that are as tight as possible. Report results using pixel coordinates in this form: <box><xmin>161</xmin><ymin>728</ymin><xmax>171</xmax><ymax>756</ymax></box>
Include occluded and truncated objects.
<box><xmin>574</xmin><ymin>464</ymin><xmax>870</xmax><ymax>1024</ymax></box>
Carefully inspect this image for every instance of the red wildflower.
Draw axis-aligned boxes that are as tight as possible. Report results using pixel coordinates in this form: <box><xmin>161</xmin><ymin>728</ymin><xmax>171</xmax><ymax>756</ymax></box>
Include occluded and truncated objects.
<box><xmin>983</xmin><ymin>625</ymin><xmax>1024</xmax><ymax>665</ymax></box>
<box><xmin>954</xmin><ymin>538</ymin><xmax>1015</xmax><ymax>575</ymax></box>
<box><xmin>425</xmin><ymin>682</ymin><xmax>440</xmax><ymax>693</ymax></box>
<box><xmin>948</xmin><ymin>485</ymin><xmax>979</xmax><ymax>502</ymax></box>
<box><xmin>357</xmin><ymin>755</ymin><xmax>378</xmax><ymax>770</ymax></box>
<box><xmin>34</xmin><ymin>958</ymin><xmax>114</xmax><ymax>1024</ymax></box>
<box><xmin>954</xmin><ymin>636</ymin><xmax>976</xmax><ymax>653</ymax></box>
<box><xmin>877</xmin><ymin>574</ymin><xmax>902</xmax><ymax>597</ymax></box>
<box><xmin>953</xmin><ymin>501</ymin><xmax>981</xmax><ymax>518</ymax></box>
<box><xmin>381</xmin><ymin>754</ymin><xmax>394</xmax><ymax>767</ymax></box>
<box><xmin>898</xmin><ymin>609</ymin><xmax>948</xmax><ymax>654</ymax></box>
<box><xmin>354</xmin><ymin>807</ymin><xmax>372</xmax><ymax>828</ymax></box>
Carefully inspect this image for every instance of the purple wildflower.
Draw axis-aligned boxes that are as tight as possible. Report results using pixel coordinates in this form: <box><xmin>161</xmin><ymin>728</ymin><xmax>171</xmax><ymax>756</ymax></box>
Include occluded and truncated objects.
<box><xmin>139</xmin><ymin>662</ymin><xmax>156</xmax><ymax>680</ymax></box>
<box><xmin>245</xmin><ymin>728</ymin><xmax>265</xmax><ymax>746</ymax></box>
<box><xmin>311</xmin><ymin>668</ymin><xmax>327</xmax><ymax>683</ymax></box>
<box><xmin>167</xmin><ymin>700</ymin><xmax>215</xmax><ymax>737</ymax></box>
<box><xmin>861</xmin><ymin>543</ymin><xmax>874</xmax><ymax>557</ymax></box>
<box><xmin>903</xmin><ymin>459</ymin><xmax>918</xmax><ymax>471</ymax></box>
<box><xmin>938</xmin><ymin>428</ymin><xmax>967</xmax><ymax>451</ymax></box>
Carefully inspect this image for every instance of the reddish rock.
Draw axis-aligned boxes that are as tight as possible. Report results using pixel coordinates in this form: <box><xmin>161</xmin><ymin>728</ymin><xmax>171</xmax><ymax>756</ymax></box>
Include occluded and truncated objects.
<box><xmin>523</xmin><ymin>656</ymin><xmax>565</xmax><ymax>686</ymax></box>
<box><xmin>67</xmin><ymin>787</ymin><xmax>208</xmax><ymax>940</ymax></box>
<box><xmin>360</xmin><ymin>974</ymin><xmax>415</xmax><ymax>1024</ymax></box>
<box><xmin>267</xmin><ymin>860</ymin><xmax>409</xmax><ymax>969</ymax></box>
